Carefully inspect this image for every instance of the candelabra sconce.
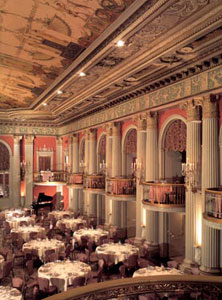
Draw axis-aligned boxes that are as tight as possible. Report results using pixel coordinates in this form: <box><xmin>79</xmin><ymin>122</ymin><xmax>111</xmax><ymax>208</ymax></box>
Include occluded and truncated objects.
<box><xmin>79</xmin><ymin>160</ymin><xmax>87</xmax><ymax>174</ymax></box>
<box><xmin>181</xmin><ymin>161</ymin><xmax>198</xmax><ymax>193</ymax></box>
<box><xmin>131</xmin><ymin>159</ymin><xmax>144</xmax><ymax>182</ymax></box>
<box><xmin>99</xmin><ymin>160</ymin><xmax>107</xmax><ymax>175</ymax></box>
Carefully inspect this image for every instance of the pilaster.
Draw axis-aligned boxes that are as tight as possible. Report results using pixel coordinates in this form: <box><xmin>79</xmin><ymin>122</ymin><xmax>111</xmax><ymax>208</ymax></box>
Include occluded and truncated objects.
<box><xmin>13</xmin><ymin>135</ymin><xmax>22</xmax><ymax>207</ymax></box>
<box><xmin>24</xmin><ymin>135</ymin><xmax>34</xmax><ymax>207</ymax></box>
<box><xmin>56</xmin><ymin>137</ymin><xmax>63</xmax><ymax>171</ymax></box>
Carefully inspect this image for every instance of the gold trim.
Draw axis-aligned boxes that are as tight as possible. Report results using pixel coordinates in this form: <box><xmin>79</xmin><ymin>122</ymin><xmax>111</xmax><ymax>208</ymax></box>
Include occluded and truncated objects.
<box><xmin>142</xmin><ymin>182</ymin><xmax>184</xmax><ymax>187</ymax></box>
<box><xmin>85</xmin><ymin>188</ymin><xmax>105</xmax><ymax>191</ymax></box>
<box><xmin>106</xmin><ymin>193</ymin><xmax>136</xmax><ymax>197</ymax></box>
<box><xmin>142</xmin><ymin>200</ymin><xmax>185</xmax><ymax>208</ymax></box>
<box><xmin>205</xmin><ymin>189</ymin><xmax>222</xmax><ymax>195</ymax></box>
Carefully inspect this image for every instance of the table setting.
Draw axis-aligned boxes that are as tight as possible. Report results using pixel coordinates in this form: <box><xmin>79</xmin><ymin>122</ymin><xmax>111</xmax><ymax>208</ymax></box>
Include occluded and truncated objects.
<box><xmin>0</xmin><ymin>286</ymin><xmax>22</xmax><ymax>300</ymax></box>
<box><xmin>133</xmin><ymin>265</ymin><xmax>183</xmax><ymax>277</ymax></box>
<box><xmin>11</xmin><ymin>225</ymin><xmax>46</xmax><ymax>242</ymax></box>
<box><xmin>6</xmin><ymin>216</ymin><xmax>35</xmax><ymax>229</ymax></box>
<box><xmin>56</xmin><ymin>217</ymin><xmax>87</xmax><ymax>231</ymax></box>
<box><xmin>48</xmin><ymin>210</ymin><xmax>74</xmax><ymax>220</ymax></box>
<box><xmin>38</xmin><ymin>260</ymin><xmax>91</xmax><ymax>292</ymax></box>
<box><xmin>73</xmin><ymin>228</ymin><xmax>109</xmax><ymax>244</ymax></box>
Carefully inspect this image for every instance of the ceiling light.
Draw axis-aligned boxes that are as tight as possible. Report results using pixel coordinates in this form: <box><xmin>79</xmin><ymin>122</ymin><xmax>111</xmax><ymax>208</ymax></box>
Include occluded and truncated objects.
<box><xmin>43</xmin><ymin>103</ymin><xmax>47</xmax><ymax>106</ymax></box>
<box><xmin>79</xmin><ymin>72</ymin><xmax>86</xmax><ymax>77</ymax></box>
<box><xmin>116</xmin><ymin>40</ymin><xmax>124</xmax><ymax>47</ymax></box>
<box><xmin>57</xmin><ymin>90</ymin><xmax>63</xmax><ymax>95</ymax></box>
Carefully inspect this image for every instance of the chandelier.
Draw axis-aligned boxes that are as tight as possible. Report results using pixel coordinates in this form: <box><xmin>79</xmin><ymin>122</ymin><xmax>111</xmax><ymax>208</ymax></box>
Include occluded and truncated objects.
<box><xmin>181</xmin><ymin>161</ymin><xmax>198</xmax><ymax>193</ymax></box>
<box><xmin>131</xmin><ymin>159</ymin><xmax>144</xmax><ymax>181</ymax></box>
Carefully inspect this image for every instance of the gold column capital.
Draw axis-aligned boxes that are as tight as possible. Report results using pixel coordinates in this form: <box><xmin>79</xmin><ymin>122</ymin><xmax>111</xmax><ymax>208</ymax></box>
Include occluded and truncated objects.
<box><xmin>146</xmin><ymin>112</ymin><xmax>157</xmax><ymax>129</ymax></box>
<box><xmin>89</xmin><ymin>128</ymin><xmax>97</xmax><ymax>140</ymax></box>
<box><xmin>185</xmin><ymin>99</ymin><xmax>201</xmax><ymax>122</ymax></box>
<box><xmin>56</xmin><ymin>136</ymin><xmax>63</xmax><ymax>145</ymax></box>
<box><xmin>13</xmin><ymin>135</ymin><xmax>22</xmax><ymax>144</ymax></box>
<box><xmin>135</xmin><ymin>113</ymin><xmax>147</xmax><ymax>131</ymax></box>
<box><xmin>24</xmin><ymin>135</ymin><xmax>34</xmax><ymax>145</ymax></box>
<box><xmin>202</xmin><ymin>94</ymin><xmax>218</xmax><ymax>119</ymax></box>
<box><xmin>112</xmin><ymin>122</ymin><xmax>122</xmax><ymax>136</ymax></box>
<box><xmin>72</xmin><ymin>133</ymin><xmax>78</xmax><ymax>143</ymax></box>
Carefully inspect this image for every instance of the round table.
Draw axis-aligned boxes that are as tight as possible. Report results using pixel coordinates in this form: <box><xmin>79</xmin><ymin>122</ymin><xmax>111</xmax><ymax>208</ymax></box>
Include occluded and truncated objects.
<box><xmin>73</xmin><ymin>228</ymin><xmax>109</xmax><ymax>244</ymax></box>
<box><xmin>11</xmin><ymin>225</ymin><xmax>46</xmax><ymax>242</ymax></box>
<box><xmin>96</xmin><ymin>243</ymin><xmax>139</xmax><ymax>265</ymax></box>
<box><xmin>133</xmin><ymin>266</ymin><xmax>183</xmax><ymax>277</ymax></box>
<box><xmin>38</xmin><ymin>260</ymin><xmax>91</xmax><ymax>292</ymax></box>
<box><xmin>48</xmin><ymin>210</ymin><xmax>74</xmax><ymax>220</ymax></box>
<box><xmin>57</xmin><ymin>218</ymin><xmax>86</xmax><ymax>231</ymax></box>
<box><xmin>0</xmin><ymin>286</ymin><xmax>22</xmax><ymax>300</ymax></box>
<box><xmin>4</xmin><ymin>209</ymin><xmax>26</xmax><ymax>219</ymax></box>
<box><xmin>22</xmin><ymin>238</ymin><xmax>65</xmax><ymax>262</ymax></box>
<box><xmin>7</xmin><ymin>216</ymin><xmax>35</xmax><ymax>229</ymax></box>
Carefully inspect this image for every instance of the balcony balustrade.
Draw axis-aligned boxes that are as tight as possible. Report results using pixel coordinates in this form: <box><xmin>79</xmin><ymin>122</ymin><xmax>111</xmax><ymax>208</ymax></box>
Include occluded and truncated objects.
<box><xmin>142</xmin><ymin>181</ymin><xmax>185</xmax><ymax>211</ymax></box>
<box><xmin>106</xmin><ymin>177</ymin><xmax>136</xmax><ymax>196</ymax></box>
<box><xmin>33</xmin><ymin>170</ymin><xmax>67</xmax><ymax>183</ymax></box>
<box><xmin>204</xmin><ymin>188</ymin><xmax>222</xmax><ymax>226</ymax></box>
<box><xmin>44</xmin><ymin>276</ymin><xmax>222</xmax><ymax>300</ymax></box>
<box><xmin>84</xmin><ymin>174</ymin><xmax>105</xmax><ymax>190</ymax></box>
<box><xmin>67</xmin><ymin>173</ymin><xmax>84</xmax><ymax>185</ymax></box>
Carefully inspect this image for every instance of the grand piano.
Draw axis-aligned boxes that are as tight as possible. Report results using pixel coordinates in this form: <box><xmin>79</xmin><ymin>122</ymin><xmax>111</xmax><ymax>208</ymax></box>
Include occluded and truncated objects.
<box><xmin>32</xmin><ymin>192</ymin><xmax>63</xmax><ymax>215</ymax></box>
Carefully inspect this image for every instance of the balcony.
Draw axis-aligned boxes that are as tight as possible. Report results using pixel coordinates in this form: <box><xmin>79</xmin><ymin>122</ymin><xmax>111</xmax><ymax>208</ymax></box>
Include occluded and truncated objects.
<box><xmin>106</xmin><ymin>177</ymin><xmax>136</xmax><ymax>201</ymax></box>
<box><xmin>84</xmin><ymin>175</ymin><xmax>105</xmax><ymax>194</ymax></box>
<box><xmin>142</xmin><ymin>181</ymin><xmax>185</xmax><ymax>213</ymax></box>
<box><xmin>44</xmin><ymin>276</ymin><xmax>222</xmax><ymax>300</ymax></box>
<box><xmin>33</xmin><ymin>170</ymin><xmax>67</xmax><ymax>186</ymax></box>
<box><xmin>204</xmin><ymin>188</ymin><xmax>222</xmax><ymax>230</ymax></box>
<box><xmin>67</xmin><ymin>173</ymin><xmax>84</xmax><ymax>188</ymax></box>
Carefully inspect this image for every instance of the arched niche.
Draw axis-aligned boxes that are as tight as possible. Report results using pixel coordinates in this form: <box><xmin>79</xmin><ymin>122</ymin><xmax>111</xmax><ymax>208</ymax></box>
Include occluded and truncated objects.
<box><xmin>122</xmin><ymin>126</ymin><xmax>137</xmax><ymax>177</ymax></box>
<box><xmin>79</xmin><ymin>138</ymin><xmax>85</xmax><ymax>166</ymax></box>
<box><xmin>97</xmin><ymin>133</ymin><xmax>106</xmax><ymax>172</ymax></box>
<box><xmin>159</xmin><ymin>115</ymin><xmax>187</xmax><ymax>182</ymax></box>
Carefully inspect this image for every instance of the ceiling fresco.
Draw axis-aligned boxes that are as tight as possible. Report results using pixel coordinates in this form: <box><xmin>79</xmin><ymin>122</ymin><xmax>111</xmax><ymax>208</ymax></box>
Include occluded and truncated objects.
<box><xmin>0</xmin><ymin>0</ymin><xmax>222</xmax><ymax>126</ymax></box>
<box><xmin>0</xmin><ymin>0</ymin><xmax>134</xmax><ymax>109</ymax></box>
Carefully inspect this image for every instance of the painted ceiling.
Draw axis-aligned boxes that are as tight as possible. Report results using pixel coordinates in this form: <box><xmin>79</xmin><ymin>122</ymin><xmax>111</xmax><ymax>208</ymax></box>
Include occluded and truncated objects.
<box><xmin>0</xmin><ymin>0</ymin><xmax>222</xmax><ymax>126</ymax></box>
<box><xmin>0</xmin><ymin>0</ymin><xmax>134</xmax><ymax>109</ymax></box>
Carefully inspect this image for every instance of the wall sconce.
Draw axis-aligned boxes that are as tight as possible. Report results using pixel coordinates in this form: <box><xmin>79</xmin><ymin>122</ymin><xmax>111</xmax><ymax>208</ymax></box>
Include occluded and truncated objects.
<box><xmin>181</xmin><ymin>160</ymin><xmax>198</xmax><ymax>192</ymax></box>
<box><xmin>99</xmin><ymin>160</ymin><xmax>107</xmax><ymax>175</ymax></box>
<box><xmin>20</xmin><ymin>160</ymin><xmax>26</xmax><ymax>181</ymax></box>
<box><xmin>79</xmin><ymin>160</ymin><xmax>87</xmax><ymax>173</ymax></box>
<box><xmin>131</xmin><ymin>159</ymin><xmax>144</xmax><ymax>181</ymax></box>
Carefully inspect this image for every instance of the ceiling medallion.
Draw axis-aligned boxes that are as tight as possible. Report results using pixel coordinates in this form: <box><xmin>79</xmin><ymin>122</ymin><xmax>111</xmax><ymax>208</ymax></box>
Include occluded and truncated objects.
<box><xmin>177</xmin><ymin>45</ymin><xmax>194</xmax><ymax>55</ymax></box>
<box><xmin>160</xmin><ymin>55</ymin><xmax>182</xmax><ymax>64</ymax></box>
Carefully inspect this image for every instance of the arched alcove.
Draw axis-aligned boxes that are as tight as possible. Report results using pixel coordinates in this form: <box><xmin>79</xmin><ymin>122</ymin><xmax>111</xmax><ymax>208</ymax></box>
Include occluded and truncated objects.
<box><xmin>122</xmin><ymin>127</ymin><xmax>137</xmax><ymax>177</ymax></box>
<box><xmin>0</xmin><ymin>142</ymin><xmax>10</xmax><ymax>198</ymax></box>
<box><xmin>97</xmin><ymin>134</ymin><xmax>106</xmax><ymax>172</ymax></box>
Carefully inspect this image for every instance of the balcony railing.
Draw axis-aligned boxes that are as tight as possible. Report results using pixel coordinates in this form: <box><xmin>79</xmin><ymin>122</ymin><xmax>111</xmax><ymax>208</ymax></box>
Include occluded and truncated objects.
<box><xmin>142</xmin><ymin>181</ymin><xmax>185</xmax><ymax>206</ymax></box>
<box><xmin>106</xmin><ymin>177</ymin><xmax>136</xmax><ymax>196</ymax></box>
<box><xmin>84</xmin><ymin>175</ymin><xmax>105</xmax><ymax>190</ymax></box>
<box><xmin>205</xmin><ymin>188</ymin><xmax>222</xmax><ymax>221</ymax></box>
<box><xmin>45</xmin><ymin>276</ymin><xmax>222</xmax><ymax>300</ymax></box>
<box><xmin>33</xmin><ymin>171</ymin><xmax>67</xmax><ymax>183</ymax></box>
<box><xmin>67</xmin><ymin>173</ymin><xmax>84</xmax><ymax>185</ymax></box>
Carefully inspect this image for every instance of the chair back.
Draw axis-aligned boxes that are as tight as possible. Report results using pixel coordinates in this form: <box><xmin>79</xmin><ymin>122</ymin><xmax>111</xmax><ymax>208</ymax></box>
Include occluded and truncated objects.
<box><xmin>124</xmin><ymin>254</ymin><xmax>138</xmax><ymax>269</ymax></box>
<box><xmin>26</xmin><ymin>260</ymin><xmax>34</xmax><ymax>276</ymax></box>
<box><xmin>48</xmin><ymin>252</ymin><xmax>59</xmax><ymax>262</ymax></box>
<box><xmin>72</xmin><ymin>276</ymin><xmax>85</xmax><ymax>287</ymax></box>
<box><xmin>45</xmin><ymin>249</ymin><xmax>55</xmax><ymax>262</ymax></box>
<box><xmin>3</xmin><ymin>260</ymin><xmax>13</xmax><ymax>277</ymax></box>
<box><xmin>81</xmin><ymin>235</ymin><xmax>89</xmax><ymax>247</ymax></box>
<box><xmin>119</xmin><ymin>265</ymin><xmax>126</xmax><ymax>278</ymax></box>
<box><xmin>30</xmin><ymin>232</ymin><xmax>38</xmax><ymax>240</ymax></box>
<box><xmin>12</xmin><ymin>277</ymin><xmax>24</xmax><ymax>290</ymax></box>
<box><xmin>38</xmin><ymin>277</ymin><xmax>49</xmax><ymax>292</ymax></box>
<box><xmin>20</xmin><ymin>221</ymin><xmax>28</xmax><ymax>226</ymax></box>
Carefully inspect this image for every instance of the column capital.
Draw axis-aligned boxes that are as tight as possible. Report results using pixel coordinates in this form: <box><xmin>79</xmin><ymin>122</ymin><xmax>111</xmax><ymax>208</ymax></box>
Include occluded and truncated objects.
<box><xmin>112</xmin><ymin>122</ymin><xmax>122</xmax><ymax>136</ymax></box>
<box><xmin>56</xmin><ymin>136</ymin><xmax>63</xmax><ymax>145</ymax></box>
<box><xmin>146</xmin><ymin>112</ymin><xmax>157</xmax><ymax>129</ymax></box>
<box><xmin>24</xmin><ymin>135</ymin><xmax>34</xmax><ymax>145</ymax></box>
<box><xmin>13</xmin><ymin>135</ymin><xmax>22</xmax><ymax>144</ymax></box>
<box><xmin>134</xmin><ymin>114</ymin><xmax>147</xmax><ymax>131</ymax></box>
<box><xmin>185</xmin><ymin>99</ymin><xmax>201</xmax><ymax>122</ymax></box>
<box><xmin>84</xmin><ymin>129</ymin><xmax>90</xmax><ymax>140</ymax></box>
<box><xmin>89</xmin><ymin>128</ymin><xmax>97</xmax><ymax>140</ymax></box>
<box><xmin>68</xmin><ymin>135</ymin><xmax>73</xmax><ymax>144</ymax></box>
<box><xmin>202</xmin><ymin>94</ymin><xmax>218</xmax><ymax>119</ymax></box>
<box><xmin>72</xmin><ymin>133</ymin><xmax>78</xmax><ymax>143</ymax></box>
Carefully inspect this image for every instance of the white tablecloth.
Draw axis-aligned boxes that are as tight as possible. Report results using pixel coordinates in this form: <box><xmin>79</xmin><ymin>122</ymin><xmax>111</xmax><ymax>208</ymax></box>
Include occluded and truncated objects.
<box><xmin>22</xmin><ymin>239</ymin><xmax>65</xmax><ymax>262</ymax></box>
<box><xmin>48</xmin><ymin>210</ymin><xmax>74</xmax><ymax>220</ymax></box>
<box><xmin>0</xmin><ymin>286</ymin><xmax>22</xmax><ymax>300</ymax></box>
<box><xmin>7</xmin><ymin>216</ymin><xmax>35</xmax><ymax>229</ymax></box>
<box><xmin>57</xmin><ymin>218</ymin><xmax>86</xmax><ymax>231</ymax></box>
<box><xmin>96</xmin><ymin>243</ymin><xmax>139</xmax><ymax>264</ymax></box>
<box><xmin>38</xmin><ymin>260</ymin><xmax>91</xmax><ymax>292</ymax></box>
<box><xmin>133</xmin><ymin>266</ymin><xmax>183</xmax><ymax>277</ymax></box>
<box><xmin>73</xmin><ymin>228</ymin><xmax>109</xmax><ymax>243</ymax></box>
<box><xmin>11</xmin><ymin>225</ymin><xmax>46</xmax><ymax>242</ymax></box>
<box><xmin>4</xmin><ymin>209</ymin><xmax>26</xmax><ymax>219</ymax></box>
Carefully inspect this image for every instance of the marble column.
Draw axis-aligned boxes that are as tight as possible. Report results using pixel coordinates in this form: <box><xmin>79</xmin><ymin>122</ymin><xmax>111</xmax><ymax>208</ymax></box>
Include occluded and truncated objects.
<box><xmin>136</xmin><ymin>114</ymin><xmax>146</xmax><ymax>238</ymax></box>
<box><xmin>200</xmin><ymin>95</ymin><xmax>220</xmax><ymax>274</ymax></box>
<box><xmin>145</xmin><ymin>113</ymin><xmax>159</xmax><ymax>246</ymax></box>
<box><xmin>68</xmin><ymin>136</ymin><xmax>73</xmax><ymax>172</ymax></box>
<box><xmin>111</xmin><ymin>123</ymin><xmax>125</xmax><ymax>235</ymax></box>
<box><xmin>69</xmin><ymin>134</ymin><xmax>79</xmax><ymax>211</ymax></box>
<box><xmin>13</xmin><ymin>135</ymin><xmax>22</xmax><ymax>207</ymax></box>
<box><xmin>88</xmin><ymin>129</ymin><xmax>97</xmax><ymax>217</ymax></box>
<box><xmin>184</xmin><ymin>100</ymin><xmax>202</xmax><ymax>268</ymax></box>
<box><xmin>105</xmin><ymin>125</ymin><xmax>112</xmax><ymax>225</ymax></box>
<box><xmin>56</xmin><ymin>137</ymin><xmax>63</xmax><ymax>171</ymax></box>
<box><xmin>84</xmin><ymin>131</ymin><xmax>89</xmax><ymax>174</ymax></box>
<box><xmin>25</xmin><ymin>135</ymin><xmax>34</xmax><ymax>207</ymax></box>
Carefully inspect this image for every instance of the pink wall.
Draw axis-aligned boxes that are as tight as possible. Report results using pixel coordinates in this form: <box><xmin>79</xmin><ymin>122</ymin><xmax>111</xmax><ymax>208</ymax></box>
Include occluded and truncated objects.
<box><xmin>122</xmin><ymin>119</ymin><xmax>137</xmax><ymax>136</ymax></box>
<box><xmin>62</xmin><ymin>136</ymin><xmax>68</xmax><ymax>170</ymax></box>
<box><xmin>97</xmin><ymin>127</ymin><xmax>106</xmax><ymax>141</ymax></box>
<box><xmin>33</xmin><ymin>137</ymin><xmax>57</xmax><ymax>172</ymax></box>
<box><xmin>158</xmin><ymin>108</ymin><xmax>187</xmax><ymax>131</ymax></box>
<box><xmin>79</xmin><ymin>132</ymin><xmax>84</xmax><ymax>144</ymax></box>
<box><xmin>63</xmin><ymin>185</ymin><xmax>69</xmax><ymax>210</ymax></box>
<box><xmin>33</xmin><ymin>185</ymin><xmax>57</xmax><ymax>200</ymax></box>
<box><xmin>0</xmin><ymin>135</ymin><xmax>14</xmax><ymax>155</ymax></box>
